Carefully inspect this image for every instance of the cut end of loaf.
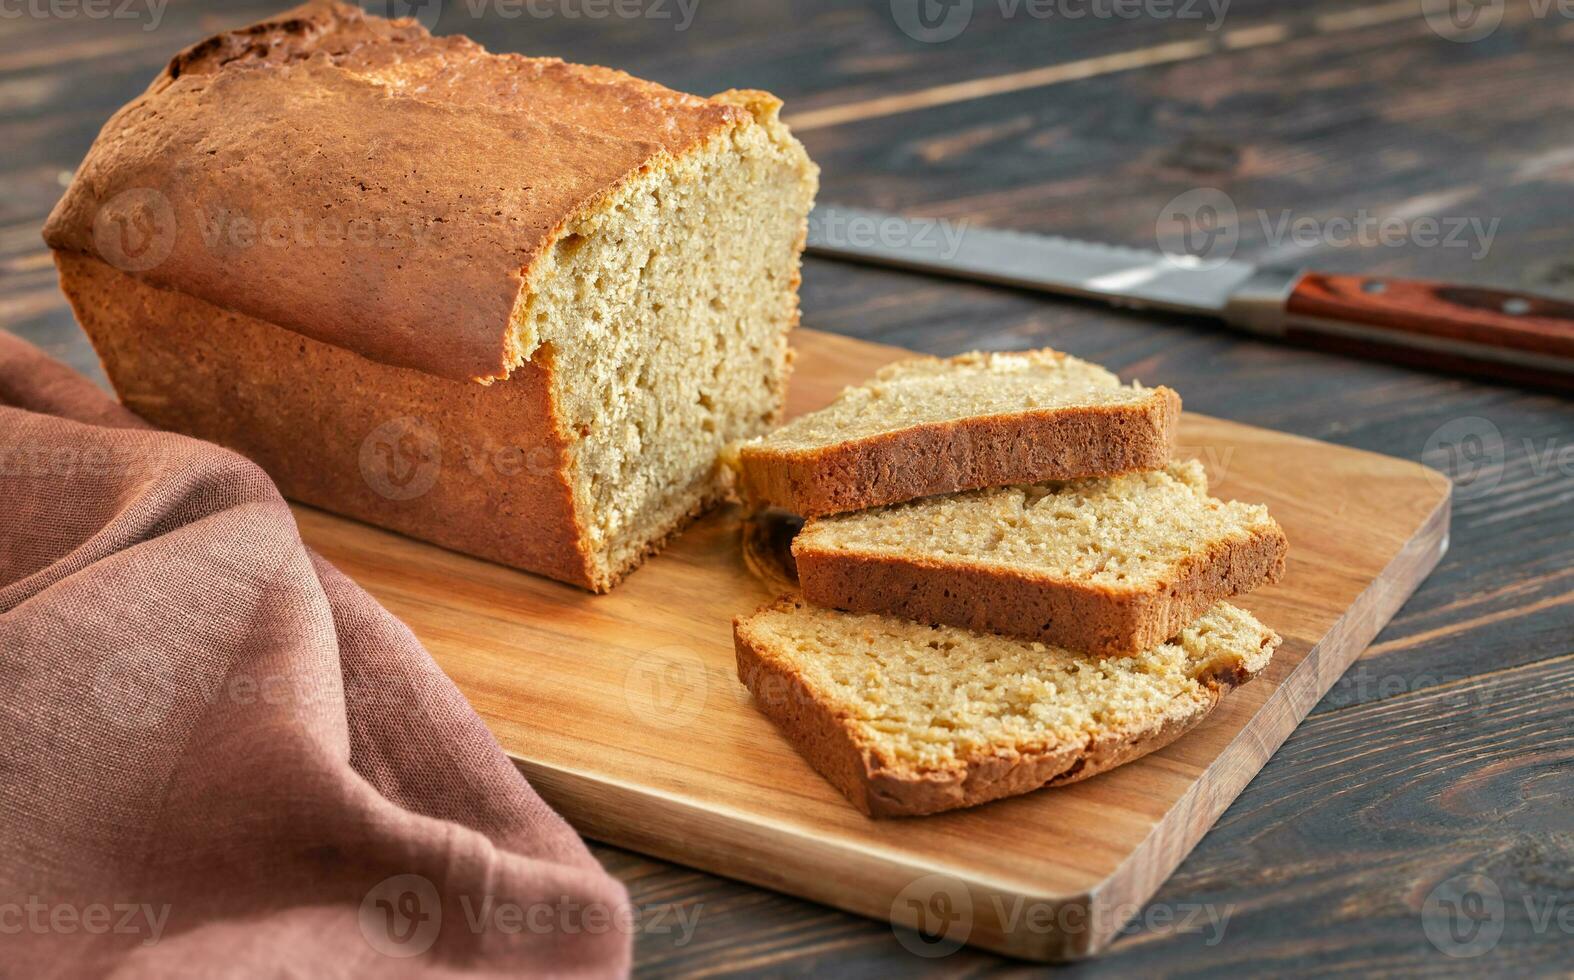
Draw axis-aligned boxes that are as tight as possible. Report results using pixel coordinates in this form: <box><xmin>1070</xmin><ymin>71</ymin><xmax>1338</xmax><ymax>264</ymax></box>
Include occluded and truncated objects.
<box><xmin>512</xmin><ymin>90</ymin><xmax>818</xmax><ymax>590</ymax></box>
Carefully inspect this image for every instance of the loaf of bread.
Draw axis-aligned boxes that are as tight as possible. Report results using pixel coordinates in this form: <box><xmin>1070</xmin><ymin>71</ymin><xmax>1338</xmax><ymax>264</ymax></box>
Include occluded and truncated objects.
<box><xmin>43</xmin><ymin>1</ymin><xmax>818</xmax><ymax>591</ymax></box>
<box><xmin>733</xmin><ymin>349</ymin><xmax>1180</xmax><ymax>517</ymax></box>
<box><xmin>793</xmin><ymin>460</ymin><xmax>1287</xmax><ymax>655</ymax></box>
<box><xmin>734</xmin><ymin>596</ymin><xmax>1279</xmax><ymax>817</ymax></box>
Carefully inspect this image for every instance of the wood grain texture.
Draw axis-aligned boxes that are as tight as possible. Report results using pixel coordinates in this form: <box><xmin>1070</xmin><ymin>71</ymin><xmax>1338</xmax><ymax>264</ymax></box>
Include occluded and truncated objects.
<box><xmin>604</xmin><ymin>653</ymin><xmax>1574</xmax><ymax>977</ymax></box>
<box><xmin>291</xmin><ymin>328</ymin><xmax>1449</xmax><ymax>960</ymax></box>
<box><xmin>5</xmin><ymin>0</ymin><xmax>1573</xmax><ymax>972</ymax></box>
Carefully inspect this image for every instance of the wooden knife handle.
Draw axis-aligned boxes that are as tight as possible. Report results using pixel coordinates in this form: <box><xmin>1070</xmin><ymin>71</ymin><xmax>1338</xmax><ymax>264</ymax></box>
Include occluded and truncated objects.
<box><xmin>1283</xmin><ymin>273</ymin><xmax>1574</xmax><ymax>389</ymax></box>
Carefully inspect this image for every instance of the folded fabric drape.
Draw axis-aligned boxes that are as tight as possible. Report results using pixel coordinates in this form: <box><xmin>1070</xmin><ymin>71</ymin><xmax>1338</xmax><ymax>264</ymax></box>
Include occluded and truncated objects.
<box><xmin>0</xmin><ymin>330</ymin><xmax>631</xmax><ymax>978</ymax></box>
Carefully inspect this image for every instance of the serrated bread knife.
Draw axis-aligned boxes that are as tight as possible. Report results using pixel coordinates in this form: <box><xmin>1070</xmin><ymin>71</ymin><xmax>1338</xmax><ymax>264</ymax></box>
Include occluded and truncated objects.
<box><xmin>806</xmin><ymin>204</ymin><xmax>1574</xmax><ymax>391</ymax></box>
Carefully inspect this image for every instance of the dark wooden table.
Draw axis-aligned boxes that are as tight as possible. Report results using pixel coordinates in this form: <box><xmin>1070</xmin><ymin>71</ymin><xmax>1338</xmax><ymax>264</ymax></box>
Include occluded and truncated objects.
<box><xmin>4</xmin><ymin>1</ymin><xmax>1572</xmax><ymax>974</ymax></box>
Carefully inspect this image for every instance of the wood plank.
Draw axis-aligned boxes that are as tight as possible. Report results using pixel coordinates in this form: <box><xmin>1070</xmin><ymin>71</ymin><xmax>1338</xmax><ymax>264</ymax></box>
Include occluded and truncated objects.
<box><xmin>293</xmin><ymin>327</ymin><xmax>1449</xmax><ymax>960</ymax></box>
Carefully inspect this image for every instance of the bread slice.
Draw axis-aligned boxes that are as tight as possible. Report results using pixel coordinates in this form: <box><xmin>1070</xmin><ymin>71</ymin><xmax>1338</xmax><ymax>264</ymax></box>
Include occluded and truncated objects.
<box><xmin>793</xmin><ymin>459</ymin><xmax>1287</xmax><ymax>656</ymax></box>
<box><xmin>734</xmin><ymin>596</ymin><xmax>1279</xmax><ymax>817</ymax></box>
<box><xmin>732</xmin><ymin>349</ymin><xmax>1180</xmax><ymax>517</ymax></box>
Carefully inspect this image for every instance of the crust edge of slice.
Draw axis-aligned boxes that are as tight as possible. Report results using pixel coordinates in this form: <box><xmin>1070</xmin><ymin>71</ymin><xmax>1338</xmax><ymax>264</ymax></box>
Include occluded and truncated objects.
<box><xmin>732</xmin><ymin>596</ymin><xmax>1281</xmax><ymax>818</ymax></box>
<box><xmin>793</xmin><ymin>514</ymin><xmax>1288</xmax><ymax>657</ymax></box>
<box><xmin>737</xmin><ymin>386</ymin><xmax>1182</xmax><ymax>518</ymax></box>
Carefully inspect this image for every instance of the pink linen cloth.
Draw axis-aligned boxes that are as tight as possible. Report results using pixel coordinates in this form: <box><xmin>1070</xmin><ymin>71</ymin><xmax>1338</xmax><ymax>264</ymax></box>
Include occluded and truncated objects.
<box><xmin>0</xmin><ymin>329</ymin><xmax>631</xmax><ymax>978</ymax></box>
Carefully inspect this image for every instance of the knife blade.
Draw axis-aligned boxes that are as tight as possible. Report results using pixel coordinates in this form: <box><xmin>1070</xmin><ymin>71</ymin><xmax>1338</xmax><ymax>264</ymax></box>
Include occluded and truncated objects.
<box><xmin>806</xmin><ymin>204</ymin><xmax>1574</xmax><ymax>391</ymax></box>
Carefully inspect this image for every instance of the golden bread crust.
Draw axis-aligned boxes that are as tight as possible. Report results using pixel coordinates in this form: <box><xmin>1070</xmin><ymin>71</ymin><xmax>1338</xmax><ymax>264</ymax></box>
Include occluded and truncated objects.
<box><xmin>794</xmin><ymin>513</ymin><xmax>1287</xmax><ymax>656</ymax></box>
<box><xmin>55</xmin><ymin>251</ymin><xmax>604</xmax><ymax>587</ymax></box>
<box><xmin>734</xmin><ymin>596</ymin><xmax>1279</xmax><ymax>818</ymax></box>
<box><xmin>42</xmin><ymin>0</ymin><xmax>747</xmax><ymax>383</ymax></box>
<box><xmin>737</xmin><ymin>387</ymin><xmax>1182</xmax><ymax>517</ymax></box>
<box><xmin>44</xmin><ymin>3</ymin><xmax>814</xmax><ymax>591</ymax></box>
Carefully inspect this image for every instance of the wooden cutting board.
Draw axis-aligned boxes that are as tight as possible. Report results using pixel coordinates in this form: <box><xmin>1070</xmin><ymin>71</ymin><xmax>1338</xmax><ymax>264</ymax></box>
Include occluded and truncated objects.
<box><xmin>294</xmin><ymin>328</ymin><xmax>1450</xmax><ymax>961</ymax></box>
